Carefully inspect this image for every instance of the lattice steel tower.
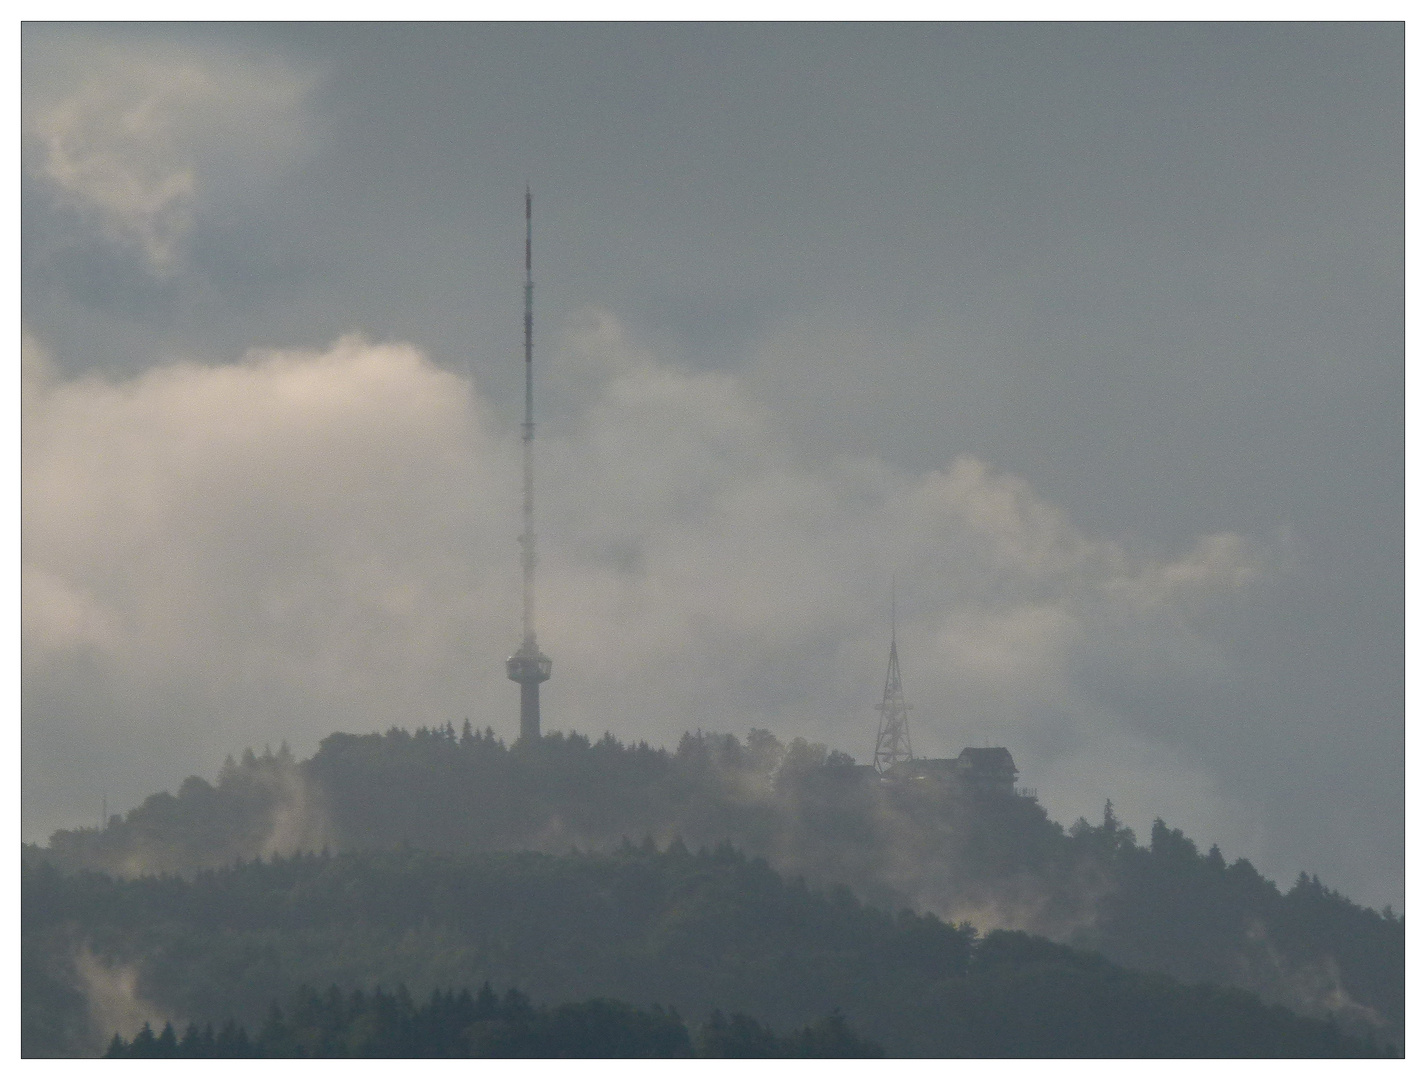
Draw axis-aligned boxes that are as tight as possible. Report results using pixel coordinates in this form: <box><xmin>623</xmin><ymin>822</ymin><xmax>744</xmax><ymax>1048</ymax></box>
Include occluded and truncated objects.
<box><xmin>873</xmin><ymin>585</ymin><xmax>913</xmax><ymax>773</ymax></box>
<box><xmin>506</xmin><ymin>187</ymin><xmax>552</xmax><ymax>742</ymax></box>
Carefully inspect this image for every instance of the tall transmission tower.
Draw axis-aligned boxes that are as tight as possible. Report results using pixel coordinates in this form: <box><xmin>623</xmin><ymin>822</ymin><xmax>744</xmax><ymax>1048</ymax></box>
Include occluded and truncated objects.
<box><xmin>506</xmin><ymin>187</ymin><xmax>552</xmax><ymax>743</ymax></box>
<box><xmin>873</xmin><ymin>583</ymin><xmax>913</xmax><ymax>774</ymax></box>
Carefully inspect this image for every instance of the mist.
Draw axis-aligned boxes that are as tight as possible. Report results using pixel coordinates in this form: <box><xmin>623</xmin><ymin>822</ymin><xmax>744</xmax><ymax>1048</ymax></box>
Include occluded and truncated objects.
<box><xmin>21</xmin><ymin>22</ymin><xmax>1401</xmax><ymax>912</ymax></box>
<box><xmin>26</xmin><ymin>319</ymin><xmax>1293</xmax><ymax>890</ymax></box>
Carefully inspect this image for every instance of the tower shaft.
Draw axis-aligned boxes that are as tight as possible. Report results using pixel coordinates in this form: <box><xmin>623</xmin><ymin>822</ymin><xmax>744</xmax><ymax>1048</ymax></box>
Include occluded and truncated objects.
<box><xmin>519</xmin><ymin>679</ymin><xmax>541</xmax><ymax>743</ymax></box>
<box><xmin>507</xmin><ymin>187</ymin><xmax>551</xmax><ymax>742</ymax></box>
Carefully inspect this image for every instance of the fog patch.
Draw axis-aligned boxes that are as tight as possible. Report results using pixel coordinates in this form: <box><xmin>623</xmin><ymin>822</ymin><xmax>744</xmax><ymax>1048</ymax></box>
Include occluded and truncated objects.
<box><xmin>74</xmin><ymin>948</ymin><xmax>167</xmax><ymax>1052</ymax></box>
<box><xmin>1238</xmin><ymin>918</ymin><xmax>1385</xmax><ymax>1038</ymax></box>
<box><xmin>258</xmin><ymin>752</ymin><xmax>337</xmax><ymax>860</ymax></box>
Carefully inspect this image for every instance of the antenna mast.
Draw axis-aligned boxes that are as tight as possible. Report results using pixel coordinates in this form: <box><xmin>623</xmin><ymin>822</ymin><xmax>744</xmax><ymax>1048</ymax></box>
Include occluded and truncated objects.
<box><xmin>506</xmin><ymin>186</ymin><xmax>551</xmax><ymax>742</ymax></box>
<box><xmin>522</xmin><ymin>185</ymin><xmax>535</xmax><ymax>643</ymax></box>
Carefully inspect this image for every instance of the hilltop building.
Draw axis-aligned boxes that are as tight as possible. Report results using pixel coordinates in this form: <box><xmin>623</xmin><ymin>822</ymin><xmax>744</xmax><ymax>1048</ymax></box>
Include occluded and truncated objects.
<box><xmin>871</xmin><ymin>599</ymin><xmax>1026</xmax><ymax>799</ymax></box>
<box><xmin>878</xmin><ymin>748</ymin><xmax>1020</xmax><ymax>796</ymax></box>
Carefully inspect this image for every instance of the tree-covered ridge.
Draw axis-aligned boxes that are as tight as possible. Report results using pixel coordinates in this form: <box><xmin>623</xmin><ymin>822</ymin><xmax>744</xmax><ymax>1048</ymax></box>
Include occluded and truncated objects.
<box><xmin>103</xmin><ymin>983</ymin><xmax>882</xmax><ymax>1058</ymax></box>
<box><xmin>23</xmin><ymin>844</ymin><xmax>1392</xmax><ymax>1057</ymax></box>
<box><xmin>23</xmin><ymin>841</ymin><xmax>970</xmax><ymax>1056</ymax></box>
<box><xmin>37</xmin><ymin>724</ymin><xmax>1403</xmax><ymax>1044</ymax></box>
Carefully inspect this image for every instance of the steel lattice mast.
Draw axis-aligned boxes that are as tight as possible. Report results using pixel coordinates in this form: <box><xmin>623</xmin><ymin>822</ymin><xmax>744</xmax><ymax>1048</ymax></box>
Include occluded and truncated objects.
<box><xmin>873</xmin><ymin>583</ymin><xmax>913</xmax><ymax>773</ymax></box>
<box><xmin>506</xmin><ymin>187</ymin><xmax>551</xmax><ymax>743</ymax></box>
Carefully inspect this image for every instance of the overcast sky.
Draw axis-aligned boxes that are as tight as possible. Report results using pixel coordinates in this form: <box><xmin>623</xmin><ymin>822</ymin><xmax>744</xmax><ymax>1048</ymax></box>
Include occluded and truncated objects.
<box><xmin>21</xmin><ymin>23</ymin><xmax>1402</xmax><ymax>908</ymax></box>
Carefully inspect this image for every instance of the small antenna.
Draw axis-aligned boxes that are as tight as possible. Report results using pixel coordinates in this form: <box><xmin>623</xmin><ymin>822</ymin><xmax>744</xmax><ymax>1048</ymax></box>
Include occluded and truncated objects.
<box><xmin>873</xmin><ymin>576</ymin><xmax>913</xmax><ymax>773</ymax></box>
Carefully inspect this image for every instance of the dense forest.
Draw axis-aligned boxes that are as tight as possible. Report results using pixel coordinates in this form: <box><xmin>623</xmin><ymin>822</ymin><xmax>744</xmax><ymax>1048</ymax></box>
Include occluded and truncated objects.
<box><xmin>103</xmin><ymin>984</ymin><xmax>881</xmax><ymax>1058</ymax></box>
<box><xmin>24</xmin><ymin>844</ymin><xmax>1390</xmax><ymax>1057</ymax></box>
<box><xmin>38</xmin><ymin>725</ymin><xmax>1403</xmax><ymax>1046</ymax></box>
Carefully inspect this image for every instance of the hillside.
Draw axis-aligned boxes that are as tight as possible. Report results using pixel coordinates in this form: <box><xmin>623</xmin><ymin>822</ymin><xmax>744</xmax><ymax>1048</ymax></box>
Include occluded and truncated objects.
<box><xmin>36</xmin><ymin>725</ymin><xmax>1404</xmax><ymax>1046</ymax></box>
<box><xmin>103</xmin><ymin>984</ymin><xmax>882</xmax><ymax>1058</ymax></box>
<box><xmin>22</xmin><ymin>844</ymin><xmax>1390</xmax><ymax>1057</ymax></box>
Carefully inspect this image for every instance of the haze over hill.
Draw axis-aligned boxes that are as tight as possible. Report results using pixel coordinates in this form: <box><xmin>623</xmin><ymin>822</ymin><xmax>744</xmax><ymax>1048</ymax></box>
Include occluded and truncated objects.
<box><xmin>24</xmin><ymin>832</ymin><xmax>1394</xmax><ymax>1058</ymax></box>
<box><xmin>22</xmin><ymin>23</ymin><xmax>1403</xmax><ymax>913</ymax></box>
<box><xmin>33</xmin><ymin>725</ymin><xmax>1403</xmax><ymax>1052</ymax></box>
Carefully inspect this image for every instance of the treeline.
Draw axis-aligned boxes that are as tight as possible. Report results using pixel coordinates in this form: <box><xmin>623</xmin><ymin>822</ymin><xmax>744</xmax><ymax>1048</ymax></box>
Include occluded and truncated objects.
<box><xmin>36</xmin><ymin>725</ymin><xmax>1404</xmax><ymax>1043</ymax></box>
<box><xmin>23</xmin><ymin>843</ymin><xmax>1393</xmax><ymax>1057</ymax></box>
<box><xmin>104</xmin><ymin>983</ymin><xmax>880</xmax><ymax>1058</ymax></box>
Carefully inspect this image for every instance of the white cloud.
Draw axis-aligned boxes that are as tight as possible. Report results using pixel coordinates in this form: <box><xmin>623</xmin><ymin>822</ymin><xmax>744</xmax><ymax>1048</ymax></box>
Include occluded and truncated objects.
<box><xmin>24</xmin><ymin>39</ymin><xmax>314</xmax><ymax>272</ymax></box>
<box><xmin>22</xmin><ymin>316</ymin><xmax>1270</xmax><ymax>862</ymax></box>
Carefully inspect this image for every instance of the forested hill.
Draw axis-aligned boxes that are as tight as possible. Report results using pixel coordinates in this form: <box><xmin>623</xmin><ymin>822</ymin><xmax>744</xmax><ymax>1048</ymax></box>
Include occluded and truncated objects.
<box><xmin>37</xmin><ymin>725</ymin><xmax>1403</xmax><ymax>1046</ymax></box>
<box><xmin>104</xmin><ymin>983</ymin><xmax>883</xmax><ymax>1058</ymax></box>
<box><xmin>23</xmin><ymin>845</ymin><xmax>1391</xmax><ymax>1058</ymax></box>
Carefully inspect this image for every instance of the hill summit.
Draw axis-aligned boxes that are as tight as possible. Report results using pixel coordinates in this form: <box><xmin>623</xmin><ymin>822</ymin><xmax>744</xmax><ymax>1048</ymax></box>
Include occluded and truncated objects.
<box><xmin>36</xmin><ymin>724</ymin><xmax>1403</xmax><ymax>1048</ymax></box>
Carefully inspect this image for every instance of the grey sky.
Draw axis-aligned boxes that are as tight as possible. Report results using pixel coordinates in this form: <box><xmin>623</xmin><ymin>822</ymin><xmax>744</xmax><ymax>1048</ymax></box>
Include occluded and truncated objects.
<box><xmin>21</xmin><ymin>23</ymin><xmax>1402</xmax><ymax>908</ymax></box>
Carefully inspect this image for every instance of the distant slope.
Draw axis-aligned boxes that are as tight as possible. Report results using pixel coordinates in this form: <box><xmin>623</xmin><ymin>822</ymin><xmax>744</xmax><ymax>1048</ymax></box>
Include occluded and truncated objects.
<box><xmin>103</xmin><ymin>984</ymin><xmax>884</xmax><ymax>1058</ymax></box>
<box><xmin>37</xmin><ymin>726</ymin><xmax>1403</xmax><ymax>1044</ymax></box>
<box><xmin>23</xmin><ymin>845</ymin><xmax>1390</xmax><ymax>1058</ymax></box>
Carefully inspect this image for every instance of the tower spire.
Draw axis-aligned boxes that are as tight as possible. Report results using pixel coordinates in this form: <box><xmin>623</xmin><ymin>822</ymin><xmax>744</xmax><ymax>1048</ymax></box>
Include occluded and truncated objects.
<box><xmin>521</xmin><ymin>184</ymin><xmax>535</xmax><ymax>644</ymax></box>
<box><xmin>891</xmin><ymin>575</ymin><xmax>896</xmax><ymax>646</ymax></box>
<box><xmin>873</xmin><ymin>582</ymin><xmax>912</xmax><ymax>774</ymax></box>
<box><xmin>507</xmin><ymin>186</ymin><xmax>551</xmax><ymax>743</ymax></box>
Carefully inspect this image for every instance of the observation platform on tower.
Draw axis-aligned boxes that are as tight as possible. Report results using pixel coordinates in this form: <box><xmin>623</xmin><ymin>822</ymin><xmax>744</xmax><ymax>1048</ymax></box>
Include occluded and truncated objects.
<box><xmin>506</xmin><ymin>638</ymin><xmax>552</xmax><ymax>684</ymax></box>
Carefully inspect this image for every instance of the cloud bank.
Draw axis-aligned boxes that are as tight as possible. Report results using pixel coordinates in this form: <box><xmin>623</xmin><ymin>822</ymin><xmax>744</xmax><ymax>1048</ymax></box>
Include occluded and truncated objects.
<box><xmin>23</xmin><ymin>315</ymin><xmax>1272</xmax><ymax>875</ymax></box>
<box><xmin>23</xmin><ymin>38</ymin><xmax>313</xmax><ymax>272</ymax></box>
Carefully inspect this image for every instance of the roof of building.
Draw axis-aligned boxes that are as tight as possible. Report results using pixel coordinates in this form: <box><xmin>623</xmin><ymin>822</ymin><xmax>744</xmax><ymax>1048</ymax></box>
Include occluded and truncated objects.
<box><xmin>955</xmin><ymin>746</ymin><xmax>1018</xmax><ymax>772</ymax></box>
<box><xmin>914</xmin><ymin>757</ymin><xmax>960</xmax><ymax>771</ymax></box>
